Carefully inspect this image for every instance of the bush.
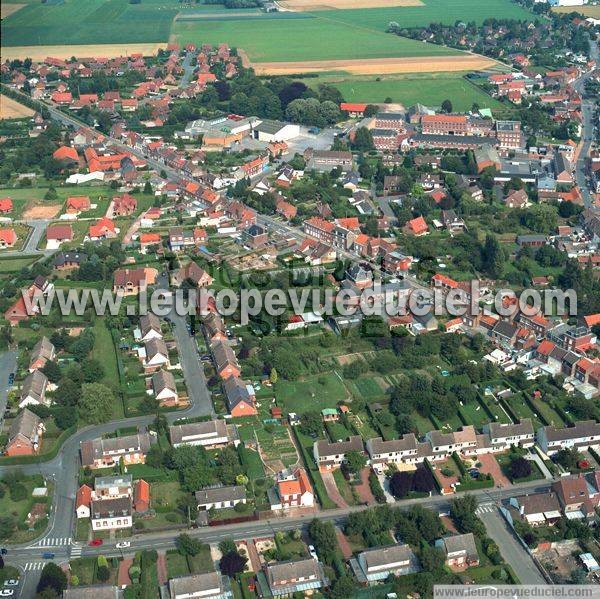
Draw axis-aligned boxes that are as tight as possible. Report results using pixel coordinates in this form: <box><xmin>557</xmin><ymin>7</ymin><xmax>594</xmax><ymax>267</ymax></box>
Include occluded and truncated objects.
<box><xmin>97</xmin><ymin>565</ymin><xmax>110</xmax><ymax>582</ymax></box>
<box><xmin>234</xmin><ymin>501</ymin><xmax>248</xmax><ymax>513</ymax></box>
<box><xmin>9</xmin><ymin>483</ymin><xmax>28</xmax><ymax>502</ymax></box>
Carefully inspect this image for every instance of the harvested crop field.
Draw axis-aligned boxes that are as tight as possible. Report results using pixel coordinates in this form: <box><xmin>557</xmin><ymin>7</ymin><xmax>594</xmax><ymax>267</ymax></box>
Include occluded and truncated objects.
<box><xmin>22</xmin><ymin>205</ymin><xmax>61</xmax><ymax>219</ymax></box>
<box><xmin>278</xmin><ymin>0</ymin><xmax>422</xmax><ymax>10</ymax></box>
<box><xmin>0</xmin><ymin>43</ymin><xmax>166</xmax><ymax>62</ymax></box>
<box><xmin>252</xmin><ymin>54</ymin><xmax>497</xmax><ymax>75</ymax></box>
<box><xmin>0</xmin><ymin>95</ymin><xmax>34</xmax><ymax>120</ymax></box>
<box><xmin>1</xmin><ymin>3</ymin><xmax>24</xmax><ymax>19</ymax></box>
<box><xmin>553</xmin><ymin>5</ymin><xmax>600</xmax><ymax>17</ymax></box>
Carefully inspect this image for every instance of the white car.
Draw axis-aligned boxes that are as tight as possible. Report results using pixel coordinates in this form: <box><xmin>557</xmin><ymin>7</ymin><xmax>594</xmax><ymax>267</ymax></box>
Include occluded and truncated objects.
<box><xmin>0</xmin><ymin>590</ymin><xmax>14</xmax><ymax>597</ymax></box>
<box><xmin>308</xmin><ymin>545</ymin><xmax>318</xmax><ymax>560</ymax></box>
<box><xmin>116</xmin><ymin>541</ymin><xmax>131</xmax><ymax>549</ymax></box>
<box><xmin>2</xmin><ymin>581</ymin><xmax>18</xmax><ymax>587</ymax></box>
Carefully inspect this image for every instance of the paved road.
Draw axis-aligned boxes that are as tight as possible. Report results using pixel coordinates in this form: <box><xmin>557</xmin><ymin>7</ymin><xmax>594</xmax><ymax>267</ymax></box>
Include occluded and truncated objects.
<box><xmin>573</xmin><ymin>39</ymin><xmax>599</xmax><ymax>209</ymax></box>
<box><xmin>1</xmin><ymin>220</ymin><xmax>52</xmax><ymax>257</ymax></box>
<box><xmin>0</xmin><ymin>350</ymin><xmax>17</xmax><ymax>428</ymax></box>
<box><xmin>478</xmin><ymin>505</ymin><xmax>546</xmax><ymax>585</ymax></box>
<box><xmin>4</xmin><ymin>479</ymin><xmax>552</xmax><ymax>569</ymax></box>
<box><xmin>179</xmin><ymin>50</ymin><xmax>195</xmax><ymax>89</ymax></box>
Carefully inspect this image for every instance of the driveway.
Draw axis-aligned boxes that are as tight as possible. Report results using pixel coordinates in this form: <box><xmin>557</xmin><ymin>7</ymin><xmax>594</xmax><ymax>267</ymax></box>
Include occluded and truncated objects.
<box><xmin>320</xmin><ymin>471</ymin><xmax>348</xmax><ymax>509</ymax></box>
<box><xmin>0</xmin><ymin>350</ymin><xmax>17</xmax><ymax>428</ymax></box>
<box><xmin>479</xmin><ymin>506</ymin><xmax>546</xmax><ymax>585</ymax></box>
<box><xmin>477</xmin><ymin>453</ymin><xmax>511</xmax><ymax>488</ymax></box>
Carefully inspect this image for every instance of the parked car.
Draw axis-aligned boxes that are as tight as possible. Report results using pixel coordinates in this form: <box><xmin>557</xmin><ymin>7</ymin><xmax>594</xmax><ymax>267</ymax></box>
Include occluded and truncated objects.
<box><xmin>7</xmin><ymin>373</ymin><xmax>14</xmax><ymax>385</ymax></box>
<box><xmin>2</xmin><ymin>580</ymin><xmax>18</xmax><ymax>587</ymax></box>
<box><xmin>0</xmin><ymin>590</ymin><xmax>14</xmax><ymax>597</ymax></box>
<box><xmin>89</xmin><ymin>539</ymin><xmax>103</xmax><ymax>547</ymax></box>
<box><xmin>308</xmin><ymin>544</ymin><xmax>318</xmax><ymax>560</ymax></box>
<box><xmin>116</xmin><ymin>541</ymin><xmax>131</xmax><ymax>549</ymax></box>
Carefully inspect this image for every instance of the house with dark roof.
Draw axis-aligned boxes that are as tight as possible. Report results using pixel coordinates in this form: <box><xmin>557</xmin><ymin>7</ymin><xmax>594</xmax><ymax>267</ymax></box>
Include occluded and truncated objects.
<box><xmin>19</xmin><ymin>370</ymin><xmax>48</xmax><ymax>408</ymax></box>
<box><xmin>5</xmin><ymin>408</ymin><xmax>45</xmax><ymax>456</ymax></box>
<box><xmin>508</xmin><ymin>492</ymin><xmax>562</xmax><ymax>526</ymax></box>
<box><xmin>80</xmin><ymin>432</ymin><xmax>152</xmax><ymax>469</ymax></box>
<box><xmin>29</xmin><ymin>336</ymin><xmax>55</xmax><ymax>372</ymax></box>
<box><xmin>223</xmin><ymin>377</ymin><xmax>257</xmax><ymax>417</ymax></box>
<box><xmin>91</xmin><ymin>496</ymin><xmax>132</xmax><ymax>531</ymax></box>
<box><xmin>210</xmin><ymin>340</ymin><xmax>240</xmax><ymax>380</ymax></box>
<box><xmin>195</xmin><ymin>485</ymin><xmax>246</xmax><ymax>511</ymax></box>
<box><xmin>53</xmin><ymin>250</ymin><xmax>87</xmax><ymax>271</ymax></box>
<box><xmin>138</xmin><ymin>313</ymin><xmax>163</xmax><ymax>342</ymax></box>
<box><xmin>313</xmin><ymin>436</ymin><xmax>364</xmax><ymax>471</ymax></box>
<box><xmin>152</xmin><ymin>369</ymin><xmax>178</xmax><ymax>405</ymax></box>
<box><xmin>169</xmin><ymin>573</ymin><xmax>233</xmax><ymax>599</ymax></box>
<box><xmin>171</xmin><ymin>261</ymin><xmax>213</xmax><ymax>288</ymax></box>
<box><xmin>436</xmin><ymin>533</ymin><xmax>480</xmax><ymax>570</ymax></box>
<box><xmin>262</xmin><ymin>558</ymin><xmax>327</xmax><ymax>597</ymax></box>
<box><xmin>351</xmin><ymin>544</ymin><xmax>420</xmax><ymax>583</ymax></box>
<box><xmin>536</xmin><ymin>420</ymin><xmax>600</xmax><ymax>456</ymax></box>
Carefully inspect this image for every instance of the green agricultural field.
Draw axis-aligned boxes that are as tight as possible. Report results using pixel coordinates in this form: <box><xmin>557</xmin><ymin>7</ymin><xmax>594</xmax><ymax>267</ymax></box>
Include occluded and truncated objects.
<box><xmin>1</xmin><ymin>0</ymin><xmax>177</xmax><ymax>47</ymax></box>
<box><xmin>309</xmin><ymin>72</ymin><xmax>505</xmax><ymax>111</ymax></box>
<box><xmin>316</xmin><ymin>0</ymin><xmax>533</xmax><ymax>32</ymax></box>
<box><xmin>171</xmin><ymin>14</ymin><xmax>459</xmax><ymax>62</ymax></box>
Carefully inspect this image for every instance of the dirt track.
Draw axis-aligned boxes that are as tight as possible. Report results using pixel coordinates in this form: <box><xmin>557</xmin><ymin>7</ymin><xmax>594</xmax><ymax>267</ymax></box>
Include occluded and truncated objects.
<box><xmin>22</xmin><ymin>205</ymin><xmax>61</xmax><ymax>219</ymax></box>
<box><xmin>252</xmin><ymin>54</ymin><xmax>497</xmax><ymax>75</ymax></box>
<box><xmin>1</xmin><ymin>3</ymin><xmax>24</xmax><ymax>18</ymax></box>
<box><xmin>0</xmin><ymin>95</ymin><xmax>34</xmax><ymax>120</ymax></box>
<box><xmin>278</xmin><ymin>0</ymin><xmax>422</xmax><ymax>9</ymax></box>
<box><xmin>0</xmin><ymin>43</ymin><xmax>166</xmax><ymax>62</ymax></box>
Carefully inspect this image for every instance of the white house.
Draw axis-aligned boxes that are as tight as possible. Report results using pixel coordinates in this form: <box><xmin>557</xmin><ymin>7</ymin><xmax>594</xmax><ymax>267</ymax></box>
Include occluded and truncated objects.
<box><xmin>91</xmin><ymin>497</ymin><xmax>132</xmax><ymax>531</ymax></box>
<box><xmin>352</xmin><ymin>545</ymin><xmax>420</xmax><ymax>584</ymax></box>
<box><xmin>138</xmin><ymin>313</ymin><xmax>163</xmax><ymax>342</ymax></box>
<box><xmin>536</xmin><ymin>420</ymin><xmax>600</xmax><ymax>455</ymax></box>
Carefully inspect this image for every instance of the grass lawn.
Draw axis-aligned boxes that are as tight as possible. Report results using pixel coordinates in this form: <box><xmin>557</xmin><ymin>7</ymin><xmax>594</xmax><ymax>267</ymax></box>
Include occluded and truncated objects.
<box><xmin>91</xmin><ymin>319</ymin><xmax>123</xmax><ymax>419</ymax></box>
<box><xmin>459</xmin><ymin>401</ymin><xmax>491</xmax><ymax>430</ymax></box>
<box><xmin>348</xmin><ymin>377</ymin><xmax>386</xmax><ymax>401</ymax></box>
<box><xmin>187</xmin><ymin>545</ymin><xmax>214</xmax><ymax>574</ymax></box>
<box><xmin>496</xmin><ymin>452</ymin><xmax>545</xmax><ymax>483</ymax></box>
<box><xmin>166</xmin><ymin>550</ymin><xmax>190</xmax><ymax>579</ymax></box>
<box><xmin>150</xmin><ymin>481</ymin><xmax>184</xmax><ymax>511</ymax></box>
<box><xmin>332</xmin><ymin>468</ymin><xmax>357</xmax><ymax>506</ymax></box>
<box><xmin>238</xmin><ymin>445</ymin><xmax>265</xmax><ymax>479</ymax></box>
<box><xmin>502</xmin><ymin>394</ymin><xmax>543</xmax><ymax>428</ymax></box>
<box><xmin>479</xmin><ymin>394</ymin><xmax>512</xmax><ymax>424</ymax></box>
<box><xmin>529</xmin><ymin>395</ymin><xmax>566</xmax><ymax>428</ymax></box>
<box><xmin>69</xmin><ymin>557</ymin><xmax>96</xmax><ymax>586</ymax></box>
<box><xmin>0</xmin><ymin>254</ymin><xmax>38</xmax><ymax>273</ymax></box>
<box><xmin>275</xmin><ymin>372</ymin><xmax>347</xmax><ymax>413</ymax></box>
<box><xmin>0</xmin><ymin>473</ymin><xmax>49</xmax><ymax>543</ymax></box>
<box><xmin>309</xmin><ymin>72</ymin><xmax>505</xmax><ymax>111</ymax></box>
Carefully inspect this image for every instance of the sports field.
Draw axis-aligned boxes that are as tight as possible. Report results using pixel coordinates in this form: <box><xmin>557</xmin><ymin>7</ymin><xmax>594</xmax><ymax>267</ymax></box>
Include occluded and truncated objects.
<box><xmin>307</xmin><ymin>72</ymin><xmax>506</xmax><ymax>111</ymax></box>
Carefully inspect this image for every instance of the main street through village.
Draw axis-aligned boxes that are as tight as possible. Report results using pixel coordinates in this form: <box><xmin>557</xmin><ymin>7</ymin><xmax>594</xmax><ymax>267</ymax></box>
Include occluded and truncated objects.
<box><xmin>0</xmin><ymin>44</ymin><xmax>598</xmax><ymax>595</ymax></box>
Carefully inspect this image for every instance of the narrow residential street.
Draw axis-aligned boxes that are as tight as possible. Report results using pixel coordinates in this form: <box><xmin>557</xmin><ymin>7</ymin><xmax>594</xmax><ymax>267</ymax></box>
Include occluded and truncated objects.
<box><xmin>478</xmin><ymin>506</ymin><xmax>546</xmax><ymax>585</ymax></box>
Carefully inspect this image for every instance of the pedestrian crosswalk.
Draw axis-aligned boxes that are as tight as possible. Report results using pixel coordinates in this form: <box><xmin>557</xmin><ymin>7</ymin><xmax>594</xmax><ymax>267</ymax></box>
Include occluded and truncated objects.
<box><xmin>32</xmin><ymin>537</ymin><xmax>72</xmax><ymax>547</ymax></box>
<box><xmin>23</xmin><ymin>562</ymin><xmax>44</xmax><ymax>571</ymax></box>
<box><xmin>475</xmin><ymin>502</ymin><xmax>495</xmax><ymax>515</ymax></box>
<box><xmin>70</xmin><ymin>544</ymin><xmax>83</xmax><ymax>558</ymax></box>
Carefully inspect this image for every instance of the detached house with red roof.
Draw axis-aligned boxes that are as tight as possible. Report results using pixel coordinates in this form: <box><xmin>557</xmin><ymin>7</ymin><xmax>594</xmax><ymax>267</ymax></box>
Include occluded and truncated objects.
<box><xmin>0</xmin><ymin>228</ymin><xmax>18</xmax><ymax>249</ymax></box>
<box><xmin>340</xmin><ymin>103</ymin><xmax>368</xmax><ymax>118</ymax></box>
<box><xmin>53</xmin><ymin>146</ymin><xmax>79</xmax><ymax>165</ymax></box>
<box><xmin>66</xmin><ymin>196</ymin><xmax>91</xmax><ymax>214</ymax></box>
<box><xmin>404</xmin><ymin>216</ymin><xmax>429</xmax><ymax>236</ymax></box>
<box><xmin>45</xmin><ymin>224</ymin><xmax>73</xmax><ymax>249</ymax></box>
<box><xmin>89</xmin><ymin>217</ymin><xmax>116</xmax><ymax>241</ymax></box>
<box><xmin>112</xmin><ymin>193</ymin><xmax>137</xmax><ymax>216</ymax></box>
<box><xmin>271</xmin><ymin>468</ymin><xmax>314</xmax><ymax>511</ymax></box>
<box><xmin>0</xmin><ymin>198</ymin><xmax>13</xmax><ymax>214</ymax></box>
